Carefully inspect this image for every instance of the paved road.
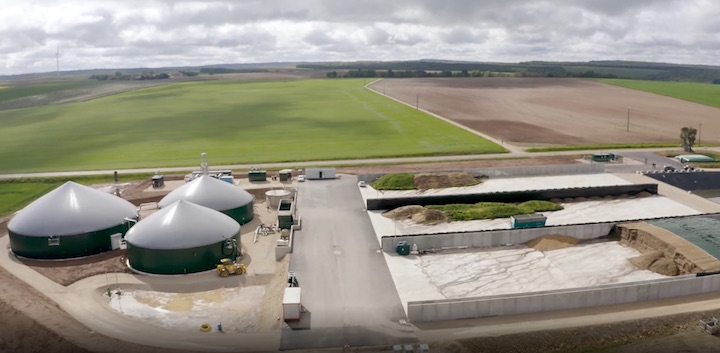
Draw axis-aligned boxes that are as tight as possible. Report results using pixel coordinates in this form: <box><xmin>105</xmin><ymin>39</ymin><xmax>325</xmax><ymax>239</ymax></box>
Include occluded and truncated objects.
<box><xmin>280</xmin><ymin>176</ymin><xmax>416</xmax><ymax>350</ymax></box>
<box><xmin>0</xmin><ymin>147</ymin><xmax>706</xmax><ymax>179</ymax></box>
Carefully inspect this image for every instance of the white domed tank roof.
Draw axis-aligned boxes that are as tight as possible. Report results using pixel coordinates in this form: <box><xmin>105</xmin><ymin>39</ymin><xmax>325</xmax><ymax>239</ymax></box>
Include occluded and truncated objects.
<box><xmin>125</xmin><ymin>200</ymin><xmax>240</xmax><ymax>250</ymax></box>
<box><xmin>8</xmin><ymin>181</ymin><xmax>138</xmax><ymax>237</ymax></box>
<box><xmin>158</xmin><ymin>175</ymin><xmax>253</xmax><ymax>211</ymax></box>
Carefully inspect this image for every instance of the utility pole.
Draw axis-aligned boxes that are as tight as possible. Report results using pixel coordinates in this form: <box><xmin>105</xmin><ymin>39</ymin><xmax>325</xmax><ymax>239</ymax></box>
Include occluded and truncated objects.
<box><xmin>416</xmin><ymin>94</ymin><xmax>419</xmax><ymax>110</ymax></box>
<box><xmin>699</xmin><ymin>122</ymin><xmax>702</xmax><ymax>146</ymax></box>
<box><xmin>56</xmin><ymin>46</ymin><xmax>60</xmax><ymax>76</ymax></box>
<box><xmin>626</xmin><ymin>108</ymin><xmax>630</xmax><ymax>132</ymax></box>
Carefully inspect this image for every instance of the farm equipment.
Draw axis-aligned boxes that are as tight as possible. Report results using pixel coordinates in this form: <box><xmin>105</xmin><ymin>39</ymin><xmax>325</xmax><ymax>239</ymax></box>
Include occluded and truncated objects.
<box><xmin>216</xmin><ymin>258</ymin><xmax>246</xmax><ymax>277</ymax></box>
<box><xmin>287</xmin><ymin>271</ymin><xmax>299</xmax><ymax>287</ymax></box>
<box><xmin>699</xmin><ymin>316</ymin><xmax>720</xmax><ymax>335</ymax></box>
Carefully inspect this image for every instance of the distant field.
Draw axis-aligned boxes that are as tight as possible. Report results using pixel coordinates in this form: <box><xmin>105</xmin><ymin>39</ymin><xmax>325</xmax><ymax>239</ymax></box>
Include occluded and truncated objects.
<box><xmin>564</xmin><ymin>66</ymin><xmax>665</xmax><ymax>79</ymax></box>
<box><xmin>0</xmin><ymin>173</ymin><xmax>153</xmax><ymax>216</ymax></box>
<box><xmin>596</xmin><ymin>79</ymin><xmax>720</xmax><ymax>108</ymax></box>
<box><xmin>372</xmin><ymin>77</ymin><xmax>720</xmax><ymax>147</ymax></box>
<box><xmin>0</xmin><ymin>79</ymin><xmax>503</xmax><ymax>173</ymax></box>
<box><xmin>0</xmin><ymin>182</ymin><xmax>57</xmax><ymax>217</ymax></box>
<box><xmin>0</xmin><ymin>80</ymin><xmax>102</xmax><ymax>103</ymax></box>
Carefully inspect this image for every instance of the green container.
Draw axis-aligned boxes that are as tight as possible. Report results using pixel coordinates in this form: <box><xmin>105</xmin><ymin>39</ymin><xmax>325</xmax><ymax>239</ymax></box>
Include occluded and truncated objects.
<box><xmin>396</xmin><ymin>241</ymin><xmax>410</xmax><ymax>256</ymax></box>
<box><xmin>278</xmin><ymin>200</ymin><xmax>295</xmax><ymax>229</ymax></box>
<box><xmin>248</xmin><ymin>171</ymin><xmax>267</xmax><ymax>182</ymax></box>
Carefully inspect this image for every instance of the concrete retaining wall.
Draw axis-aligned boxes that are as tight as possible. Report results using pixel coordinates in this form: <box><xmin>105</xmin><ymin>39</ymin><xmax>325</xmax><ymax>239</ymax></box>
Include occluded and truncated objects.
<box><xmin>644</xmin><ymin>171</ymin><xmax>720</xmax><ymax>191</ymax></box>
<box><xmin>407</xmin><ymin>274</ymin><xmax>720</xmax><ymax>322</ymax></box>
<box><xmin>381</xmin><ymin>223</ymin><xmax>615</xmax><ymax>252</ymax></box>
<box><xmin>275</xmin><ymin>219</ymin><xmax>300</xmax><ymax>260</ymax></box>
<box><xmin>367</xmin><ymin>184</ymin><xmax>658</xmax><ymax>211</ymax></box>
<box><xmin>357</xmin><ymin>163</ymin><xmax>605</xmax><ymax>183</ymax></box>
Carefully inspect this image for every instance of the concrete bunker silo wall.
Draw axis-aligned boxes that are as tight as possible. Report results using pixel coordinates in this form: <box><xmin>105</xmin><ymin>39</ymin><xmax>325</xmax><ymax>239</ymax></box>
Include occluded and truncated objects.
<box><xmin>381</xmin><ymin>222</ymin><xmax>616</xmax><ymax>252</ymax></box>
<box><xmin>367</xmin><ymin>184</ymin><xmax>658</xmax><ymax>210</ymax></box>
<box><xmin>357</xmin><ymin>163</ymin><xmax>606</xmax><ymax>184</ymax></box>
<box><xmin>407</xmin><ymin>274</ymin><xmax>720</xmax><ymax>322</ymax></box>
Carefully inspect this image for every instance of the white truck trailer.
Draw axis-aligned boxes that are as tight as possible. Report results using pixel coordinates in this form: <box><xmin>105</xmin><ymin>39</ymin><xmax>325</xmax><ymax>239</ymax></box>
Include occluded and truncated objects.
<box><xmin>282</xmin><ymin>287</ymin><xmax>302</xmax><ymax>320</ymax></box>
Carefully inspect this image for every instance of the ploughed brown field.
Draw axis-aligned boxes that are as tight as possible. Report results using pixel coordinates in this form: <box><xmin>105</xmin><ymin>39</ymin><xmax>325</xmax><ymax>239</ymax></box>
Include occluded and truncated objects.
<box><xmin>369</xmin><ymin>78</ymin><xmax>720</xmax><ymax>146</ymax></box>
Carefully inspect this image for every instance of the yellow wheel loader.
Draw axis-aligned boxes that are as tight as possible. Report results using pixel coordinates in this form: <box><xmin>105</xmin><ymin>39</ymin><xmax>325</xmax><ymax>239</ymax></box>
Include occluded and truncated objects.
<box><xmin>216</xmin><ymin>258</ymin><xmax>247</xmax><ymax>277</ymax></box>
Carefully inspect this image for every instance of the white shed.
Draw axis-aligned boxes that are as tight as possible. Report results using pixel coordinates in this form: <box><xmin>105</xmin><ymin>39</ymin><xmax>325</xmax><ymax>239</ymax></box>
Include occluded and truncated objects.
<box><xmin>304</xmin><ymin>168</ymin><xmax>336</xmax><ymax>180</ymax></box>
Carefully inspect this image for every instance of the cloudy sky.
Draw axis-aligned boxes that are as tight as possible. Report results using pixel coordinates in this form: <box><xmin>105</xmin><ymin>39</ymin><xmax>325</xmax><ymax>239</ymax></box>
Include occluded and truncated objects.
<box><xmin>1</xmin><ymin>0</ymin><xmax>717</xmax><ymax>75</ymax></box>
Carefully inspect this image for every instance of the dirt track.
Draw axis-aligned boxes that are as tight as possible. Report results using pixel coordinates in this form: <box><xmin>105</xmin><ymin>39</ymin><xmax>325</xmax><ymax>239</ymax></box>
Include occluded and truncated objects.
<box><xmin>370</xmin><ymin>78</ymin><xmax>720</xmax><ymax>146</ymax></box>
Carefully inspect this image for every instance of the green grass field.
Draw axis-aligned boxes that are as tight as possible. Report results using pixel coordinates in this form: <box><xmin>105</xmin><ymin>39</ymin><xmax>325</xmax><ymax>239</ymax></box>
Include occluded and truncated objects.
<box><xmin>0</xmin><ymin>183</ymin><xmax>58</xmax><ymax>217</ymax></box>
<box><xmin>0</xmin><ymin>80</ymin><xmax>102</xmax><ymax>103</ymax></box>
<box><xmin>0</xmin><ymin>78</ymin><xmax>504</xmax><ymax>173</ymax></box>
<box><xmin>0</xmin><ymin>173</ymin><xmax>153</xmax><ymax>217</ymax></box>
<box><xmin>596</xmin><ymin>79</ymin><xmax>720</xmax><ymax>108</ymax></box>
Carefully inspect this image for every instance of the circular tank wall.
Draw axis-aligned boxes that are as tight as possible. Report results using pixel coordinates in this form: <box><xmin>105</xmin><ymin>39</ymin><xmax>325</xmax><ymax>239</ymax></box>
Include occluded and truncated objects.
<box><xmin>265</xmin><ymin>189</ymin><xmax>293</xmax><ymax>209</ymax></box>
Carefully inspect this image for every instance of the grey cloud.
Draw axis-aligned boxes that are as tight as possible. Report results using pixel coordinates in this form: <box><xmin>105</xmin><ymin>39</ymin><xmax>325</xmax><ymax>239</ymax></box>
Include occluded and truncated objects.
<box><xmin>304</xmin><ymin>29</ymin><xmax>335</xmax><ymax>46</ymax></box>
<box><xmin>442</xmin><ymin>27</ymin><xmax>487</xmax><ymax>44</ymax></box>
<box><xmin>364</xmin><ymin>27</ymin><xmax>390</xmax><ymax>46</ymax></box>
<box><xmin>1</xmin><ymin>0</ymin><xmax>720</xmax><ymax>75</ymax></box>
<box><xmin>0</xmin><ymin>28</ymin><xmax>47</xmax><ymax>54</ymax></box>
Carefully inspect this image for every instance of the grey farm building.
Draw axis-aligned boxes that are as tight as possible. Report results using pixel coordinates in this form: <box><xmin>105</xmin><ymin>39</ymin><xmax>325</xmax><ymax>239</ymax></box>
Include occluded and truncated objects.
<box><xmin>124</xmin><ymin>200</ymin><xmax>241</xmax><ymax>275</ymax></box>
<box><xmin>8</xmin><ymin>181</ymin><xmax>138</xmax><ymax>259</ymax></box>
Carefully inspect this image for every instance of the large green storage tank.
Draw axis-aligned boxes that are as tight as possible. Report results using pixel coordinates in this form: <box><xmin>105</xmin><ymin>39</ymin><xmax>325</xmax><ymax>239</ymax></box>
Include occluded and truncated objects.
<box><xmin>125</xmin><ymin>200</ymin><xmax>241</xmax><ymax>275</ymax></box>
<box><xmin>158</xmin><ymin>175</ymin><xmax>254</xmax><ymax>225</ymax></box>
<box><xmin>8</xmin><ymin>181</ymin><xmax>138</xmax><ymax>259</ymax></box>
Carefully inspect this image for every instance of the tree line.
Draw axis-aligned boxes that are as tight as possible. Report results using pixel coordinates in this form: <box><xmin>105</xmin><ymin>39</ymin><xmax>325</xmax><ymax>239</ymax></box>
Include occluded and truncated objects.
<box><xmin>326</xmin><ymin>68</ymin><xmax>617</xmax><ymax>79</ymax></box>
<box><xmin>303</xmin><ymin>60</ymin><xmax>720</xmax><ymax>82</ymax></box>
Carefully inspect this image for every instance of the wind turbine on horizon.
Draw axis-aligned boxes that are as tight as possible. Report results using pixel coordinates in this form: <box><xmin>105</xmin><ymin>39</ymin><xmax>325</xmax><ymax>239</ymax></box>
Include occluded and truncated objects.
<box><xmin>55</xmin><ymin>46</ymin><xmax>60</xmax><ymax>76</ymax></box>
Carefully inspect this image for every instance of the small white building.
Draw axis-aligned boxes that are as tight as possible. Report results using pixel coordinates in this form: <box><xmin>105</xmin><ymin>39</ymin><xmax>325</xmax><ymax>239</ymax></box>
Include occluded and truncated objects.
<box><xmin>304</xmin><ymin>168</ymin><xmax>336</xmax><ymax>180</ymax></box>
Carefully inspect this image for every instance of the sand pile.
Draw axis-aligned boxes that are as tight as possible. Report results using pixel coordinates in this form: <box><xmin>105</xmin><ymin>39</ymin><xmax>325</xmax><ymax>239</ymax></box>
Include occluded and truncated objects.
<box><xmin>629</xmin><ymin>250</ymin><xmax>679</xmax><ymax>276</ymax></box>
<box><xmin>525</xmin><ymin>235</ymin><xmax>580</xmax><ymax>251</ymax></box>
<box><xmin>383</xmin><ymin>205</ymin><xmax>448</xmax><ymax>225</ymax></box>
<box><xmin>413</xmin><ymin>172</ymin><xmax>485</xmax><ymax>190</ymax></box>
<box><xmin>382</xmin><ymin>205</ymin><xmax>426</xmax><ymax>220</ymax></box>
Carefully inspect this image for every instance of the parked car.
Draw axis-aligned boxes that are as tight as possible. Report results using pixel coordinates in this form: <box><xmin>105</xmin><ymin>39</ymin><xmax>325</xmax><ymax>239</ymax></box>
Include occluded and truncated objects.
<box><xmin>663</xmin><ymin>165</ymin><xmax>676</xmax><ymax>172</ymax></box>
<box><xmin>358</xmin><ymin>180</ymin><xmax>367</xmax><ymax>187</ymax></box>
<box><xmin>297</xmin><ymin>175</ymin><xmax>305</xmax><ymax>182</ymax></box>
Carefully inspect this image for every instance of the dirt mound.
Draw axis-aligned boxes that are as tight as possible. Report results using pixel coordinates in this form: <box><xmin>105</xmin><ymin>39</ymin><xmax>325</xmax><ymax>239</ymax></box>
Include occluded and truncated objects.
<box><xmin>382</xmin><ymin>205</ymin><xmax>448</xmax><ymax>224</ymax></box>
<box><xmin>629</xmin><ymin>250</ymin><xmax>680</xmax><ymax>276</ymax></box>
<box><xmin>525</xmin><ymin>235</ymin><xmax>580</xmax><ymax>251</ymax></box>
<box><xmin>629</xmin><ymin>250</ymin><xmax>664</xmax><ymax>269</ymax></box>
<box><xmin>411</xmin><ymin>208</ymin><xmax>448</xmax><ymax>225</ymax></box>
<box><xmin>649</xmin><ymin>257</ymin><xmax>680</xmax><ymax>276</ymax></box>
<box><xmin>413</xmin><ymin>172</ymin><xmax>484</xmax><ymax>190</ymax></box>
<box><xmin>382</xmin><ymin>205</ymin><xmax>426</xmax><ymax>220</ymax></box>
